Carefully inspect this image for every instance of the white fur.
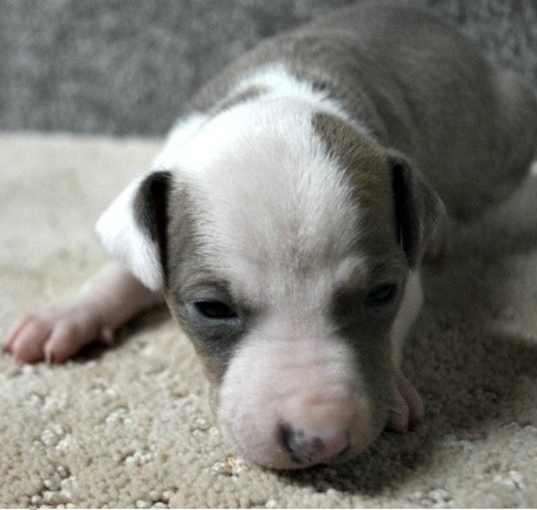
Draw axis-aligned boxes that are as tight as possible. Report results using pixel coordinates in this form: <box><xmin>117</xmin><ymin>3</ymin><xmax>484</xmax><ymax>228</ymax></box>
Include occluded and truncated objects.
<box><xmin>95</xmin><ymin>67</ymin><xmax>366</xmax><ymax>295</ymax></box>
<box><xmin>95</xmin><ymin>174</ymin><xmax>163</xmax><ymax>291</ymax></box>
<box><xmin>149</xmin><ymin>65</ymin><xmax>371</xmax><ymax>172</ymax></box>
<box><xmin>238</xmin><ymin>65</ymin><xmax>371</xmax><ymax>138</ymax></box>
<box><xmin>157</xmin><ymin>94</ymin><xmax>378</xmax><ymax>468</ymax></box>
<box><xmin>240</xmin><ymin>65</ymin><xmax>345</xmax><ymax>119</ymax></box>
<box><xmin>217</xmin><ymin>296</ymin><xmax>373</xmax><ymax>468</ymax></box>
<box><xmin>179</xmin><ymin>97</ymin><xmax>362</xmax><ymax>280</ymax></box>
<box><xmin>95</xmin><ymin>112</ymin><xmax>208</xmax><ymax>291</ymax></box>
<box><xmin>94</xmin><ymin>65</ymin><xmax>419</xmax><ymax>468</ymax></box>
<box><xmin>152</xmin><ymin>113</ymin><xmax>208</xmax><ymax>169</ymax></box>
<box><xmin>390</xmin><ymin>269</ymin><xmax>423</xmax><ymax>368</ymax></box>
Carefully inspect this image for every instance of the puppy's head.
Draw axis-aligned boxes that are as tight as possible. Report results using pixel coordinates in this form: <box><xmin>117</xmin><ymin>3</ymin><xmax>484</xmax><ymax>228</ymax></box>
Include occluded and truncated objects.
<box><xmin>96</xmin><ymin>99</ymin><xmax>446</xmax><ymax>469</ymax></box>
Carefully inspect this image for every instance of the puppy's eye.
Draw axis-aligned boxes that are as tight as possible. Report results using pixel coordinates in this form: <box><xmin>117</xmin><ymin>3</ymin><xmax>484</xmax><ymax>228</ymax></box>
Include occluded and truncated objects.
<box><xmin>193</xmin><ymin>300</ymin><xmax>238</xmax><ymax>320</ymax></box>
<box><xmin>366</xmin><ymin>283</ymin><xmax>398</xmax><ymax>307</ymax></box>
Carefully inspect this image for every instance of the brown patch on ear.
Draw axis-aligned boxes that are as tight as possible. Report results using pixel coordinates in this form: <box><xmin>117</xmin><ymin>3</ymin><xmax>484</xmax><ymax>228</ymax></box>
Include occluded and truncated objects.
<box><xmin>312</xmin><ymin>112</ymin><xmax>399</xmax><ymax>256</ymax></box>
<box><xmin>134</xmin><ymin>170</ymin><xmax>172</xmax><ymax>285</ymax></box>
<box><xmin>391</xmin><ymin>162</ymin><xmax>419</xmax><ymax>265</ymax></box>
<box><xmin>390</xmin><ymin>155</ymin><xmax>448</xmax><ymax>266</ymax></box>
<box><xmin>313</xmin><ymin>112</ymin><xmax>447</xmax><ymax>266</ymax></box>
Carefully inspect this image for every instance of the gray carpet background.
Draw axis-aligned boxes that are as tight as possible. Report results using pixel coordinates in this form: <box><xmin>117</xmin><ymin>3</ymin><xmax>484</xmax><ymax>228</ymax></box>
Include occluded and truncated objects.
<box><xmin>1</xmin><ymin>0</ymin><xmax>537</xmax><ymax>137</ymax></box>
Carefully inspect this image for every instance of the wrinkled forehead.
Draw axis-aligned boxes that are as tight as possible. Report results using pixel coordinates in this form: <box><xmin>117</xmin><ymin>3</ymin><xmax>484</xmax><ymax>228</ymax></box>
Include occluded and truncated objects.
<box><xmin>180</xmin><ymin>103</ymin><xmax>398</xmax><ymax>294</ymax></box>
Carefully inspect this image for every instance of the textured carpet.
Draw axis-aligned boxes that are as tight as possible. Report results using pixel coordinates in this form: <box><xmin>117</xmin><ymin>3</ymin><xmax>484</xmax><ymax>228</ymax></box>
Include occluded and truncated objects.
<box><xmin>1</xmin><ymin>134</ymin><xmax>537</xmax><ymax>507</ymax></box>
<box><xmin>1</xmin><ymin>0</ymin><xmax>537</xmax><ymax>136</ymax></box>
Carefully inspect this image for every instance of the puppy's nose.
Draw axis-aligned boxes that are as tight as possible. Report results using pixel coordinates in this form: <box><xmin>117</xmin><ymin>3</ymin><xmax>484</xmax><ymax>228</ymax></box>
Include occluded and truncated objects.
<box><xmin>278</xmin><ymin>422</ymin><xmax>350</xmax><ymax>465</ymax></box>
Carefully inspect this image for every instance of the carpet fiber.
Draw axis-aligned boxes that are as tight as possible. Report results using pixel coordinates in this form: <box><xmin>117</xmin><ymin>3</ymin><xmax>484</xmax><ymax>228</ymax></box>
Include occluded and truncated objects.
<box><xmin>1</xmin><ymin>133</ymin><xmax>537</xmax><ymax>507</ymax></box>
<box><xmin>2</xmin><ymin>0</ymin><xmax>536</xmax><ymax>136</ymax></box>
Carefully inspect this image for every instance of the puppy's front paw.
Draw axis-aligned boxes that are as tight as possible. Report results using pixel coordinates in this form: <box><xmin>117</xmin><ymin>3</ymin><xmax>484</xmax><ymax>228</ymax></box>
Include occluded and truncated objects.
<box><xmin>387</xmin><ymin>371</ymin><xmax>424</xmax><ymax>432</ymax></box>
<box><xmin>3</xmin><ymin>304</ymin><xmax>112</xmax><ymax>364</ymax></box>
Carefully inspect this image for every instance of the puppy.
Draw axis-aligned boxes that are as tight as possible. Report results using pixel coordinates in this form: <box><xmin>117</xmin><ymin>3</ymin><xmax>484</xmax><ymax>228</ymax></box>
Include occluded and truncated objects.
<box><xmin>5</xmin><ymin>1</ymin><xmax>537</xmax><ymax>469</ymax></box>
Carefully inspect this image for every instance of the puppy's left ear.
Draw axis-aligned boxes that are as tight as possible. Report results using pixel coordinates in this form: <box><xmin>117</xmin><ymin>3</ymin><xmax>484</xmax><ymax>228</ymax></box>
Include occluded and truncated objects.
<box><xmin>390</xmin><ymin>155</ymin><xmax>448</xmax><ymax>266</ymax></box>
<box><xmin>95</xmin><ymin>170</ymin><xmax>172</xmax><ymax>291</ymax></box>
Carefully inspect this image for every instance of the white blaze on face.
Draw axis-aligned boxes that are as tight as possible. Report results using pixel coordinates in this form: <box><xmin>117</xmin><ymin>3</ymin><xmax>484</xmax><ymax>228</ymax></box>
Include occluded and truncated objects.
<box><xmin>171</xmin><ymin>98</ymin><xmax>387</xmax><ymax>467</ymax></box>
<box><xmin>179</xmin><ymin>97</ymin><xmax>360</xmax><ymax>270</ymax></box>
<box><xmin>216</xmin><ymin>285</ymin><xmax>376</xmax><ymax>469</ymax></box>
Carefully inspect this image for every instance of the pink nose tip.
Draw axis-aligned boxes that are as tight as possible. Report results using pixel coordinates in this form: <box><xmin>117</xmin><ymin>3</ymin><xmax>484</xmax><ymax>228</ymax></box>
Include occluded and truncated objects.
<box><xmin>278</xmin><ymin>422</ymin><xmax>350</xmax><ymax>466</ymax></box>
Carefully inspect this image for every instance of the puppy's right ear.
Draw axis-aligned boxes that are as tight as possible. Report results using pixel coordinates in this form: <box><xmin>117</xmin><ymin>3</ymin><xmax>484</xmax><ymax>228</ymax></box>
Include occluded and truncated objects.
<box><xmin>390</xmin><ymin>156</ymin><xmax>448</xmax><ymax>266</ymax></box>
<box><xmin>95</xmin><ymin>170</ymin><xmax>172</xmax><ymax>291</ymax></box>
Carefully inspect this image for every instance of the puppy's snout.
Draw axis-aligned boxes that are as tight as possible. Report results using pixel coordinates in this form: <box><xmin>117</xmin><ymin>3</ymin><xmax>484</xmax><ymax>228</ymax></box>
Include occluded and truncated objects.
<box><xmin>273</xmin><ymin>393</ymin><xmax>359</xmax><ymax>467</ymax></box>
<box><xmin>278</xmin><ymin>422</ymin><xmax>350</xmax><ymax>466</ymax></box>
<box><xmin>220</xmin><ymin>341</ymin><xmax>374</xmax><ymax>469</ymax></box>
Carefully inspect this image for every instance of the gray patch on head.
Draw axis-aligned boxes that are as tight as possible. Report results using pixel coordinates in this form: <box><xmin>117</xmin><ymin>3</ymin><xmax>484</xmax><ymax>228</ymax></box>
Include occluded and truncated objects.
<box><xmin>312</xmin><ymin>111</ymin><xmax>450</xmax><ymax>267</ymax></box>
<box><xmin>165</xmin><ymin>181</ymin><xmax>200</xmax><ymax>293</ymax></box>
<box><xmin>209</xmin><ymin>85</ymin><xmax>268</xmax><ymax>117</ymax></box>
<box><xmin>185</xmin><ymin>1</ymin><xmax>537</xmax><ymax>223</ymax></box>
<box><xmin>163</xmin><ymin>181</ymin><xmax>248</xmax><ymax>388</ymax></box>
<box><xmin>312</xmin><ymin>112</ymin><xmax>400</xmax><ymax>260</ymax></box>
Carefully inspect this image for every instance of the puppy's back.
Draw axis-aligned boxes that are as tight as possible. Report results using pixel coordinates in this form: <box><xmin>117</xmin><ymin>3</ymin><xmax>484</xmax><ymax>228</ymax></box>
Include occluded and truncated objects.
<box><xmin>188</xmin><ymin>1</ymin><xmax>537</xmax><ymax>219</ymax></box>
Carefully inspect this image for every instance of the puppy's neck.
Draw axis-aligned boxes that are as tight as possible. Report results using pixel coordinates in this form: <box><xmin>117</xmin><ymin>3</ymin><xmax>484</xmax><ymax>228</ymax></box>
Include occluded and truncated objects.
<box><xmin>218</xmin><ymin>64</ymin><xmax>372</xmax><ymax>139</ymax></box>
<box><xmin>154</xmin><ymin>65</ymin><xmax>375</xmax><ymax>171</ymax></box>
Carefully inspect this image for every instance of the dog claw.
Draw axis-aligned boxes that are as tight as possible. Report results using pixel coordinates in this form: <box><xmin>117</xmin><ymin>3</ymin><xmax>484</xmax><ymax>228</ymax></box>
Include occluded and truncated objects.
<box><xmin>388</xmin><ymin>371</ymin><xmax>424</xmax><ymax>432</ymax></box>
<box><xmin>44</xmin><ymin>349</ymin><xmax>54</xmax><ymax>364</ymax></box>
<box><xmin>99</xmin><ymin>327</ymin><xmax>114</xmax><ymax>345</ymax></box>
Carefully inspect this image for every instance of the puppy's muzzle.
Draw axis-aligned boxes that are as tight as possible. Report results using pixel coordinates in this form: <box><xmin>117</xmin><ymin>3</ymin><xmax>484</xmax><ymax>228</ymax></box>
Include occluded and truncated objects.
<box><xmin>252</xmin><ymin>391</ymin><xmax>364</xmax><ymax>469</ymax></box>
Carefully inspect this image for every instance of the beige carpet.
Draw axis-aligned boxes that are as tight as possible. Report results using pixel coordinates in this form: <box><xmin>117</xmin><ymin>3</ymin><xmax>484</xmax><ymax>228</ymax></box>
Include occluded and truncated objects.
<box><xmin>1</xmin><ymin>133</ymin><xmax>537</xmax><ymax>507</ymax></box>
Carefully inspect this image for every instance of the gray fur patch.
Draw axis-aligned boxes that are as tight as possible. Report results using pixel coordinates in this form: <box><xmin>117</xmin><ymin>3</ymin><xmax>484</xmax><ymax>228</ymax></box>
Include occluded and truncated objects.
<box><xmin>209</xmin><ymin>85</ymin><xmax>268</xmax><ymax>117</ymax></box>
<box><xmin>312</xmin><ymin>112</ymin><xmax>447</xmax><ymax>266</ymax></box>
<box><xmin>164</xmin><ymin>183</ymin><xmax>244</xmax><ymax>386</ymax></box>
<box><xmin>312</xmin><ymin>112</ymin><xmax>400</xmax><ymax>260</ymax></box>
<box><xmin>186</xmin><ymin>1</ymin><xmax>537</xmax><ymax>220</ymax></box>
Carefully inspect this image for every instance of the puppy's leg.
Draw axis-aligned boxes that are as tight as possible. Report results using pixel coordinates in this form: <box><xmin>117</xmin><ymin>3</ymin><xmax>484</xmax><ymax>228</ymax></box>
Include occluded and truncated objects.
<box><xmin>387</xmin><ymin>270</ymin><xmax>425</xmax><ymax>432</ymax></box>
<box><xmin>3</xmin><ymin>263</ymin><xmax>162</xmax><ymax>364</ymax></box>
